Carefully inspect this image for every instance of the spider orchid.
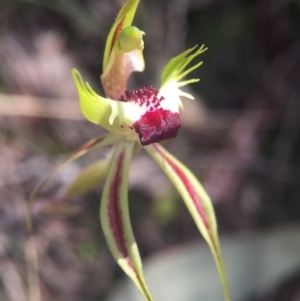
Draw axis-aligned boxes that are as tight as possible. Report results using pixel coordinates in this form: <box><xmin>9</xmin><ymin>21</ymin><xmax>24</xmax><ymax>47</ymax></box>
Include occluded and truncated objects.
<box><xmin>28</xmin><ymin>0</ymin><xmax>230</xmax><ymax>300</ymax></box>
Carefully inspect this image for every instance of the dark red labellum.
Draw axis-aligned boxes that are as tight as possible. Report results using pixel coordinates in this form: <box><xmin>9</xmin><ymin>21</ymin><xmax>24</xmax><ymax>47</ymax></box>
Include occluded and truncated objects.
<box><xmin>133</xmin><ymin>109</ymin><xmax>181</xmax><ymax>146</ymax></box>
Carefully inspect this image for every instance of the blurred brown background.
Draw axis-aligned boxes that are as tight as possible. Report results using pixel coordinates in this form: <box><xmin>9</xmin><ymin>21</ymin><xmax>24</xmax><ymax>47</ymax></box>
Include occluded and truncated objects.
<box><xmin>1</xmin><ymin>0</ymin><xmax>300</xmax><ymax>300</ymax></box>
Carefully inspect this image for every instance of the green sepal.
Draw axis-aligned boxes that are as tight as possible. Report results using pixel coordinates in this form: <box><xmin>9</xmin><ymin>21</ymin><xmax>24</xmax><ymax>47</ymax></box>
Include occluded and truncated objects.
<box><xmin>72</xmin><ymin>69</ymin><xmax>128</xmax><ymax>136</ymax></box>
<box><xmin>63</xmin><ymin>152</ymin><xmax>113</xmax><ymax>199</ymax></box>
<box><xmin>72</xmin><ymin>69</ymin><xmax>112</xmax><ymax>127</ymax></box>
<box><xmin>103</xmin><ymin>0</ymin><xmax>140</xmax><ymax>70</ymax></box>
<box><xmin>72</xmin><ymin>69</ymin><xmax>150</xmax><ymax>141</ymax></box>
<box><xmin>27</xmin><ymin>133</ymin><xmax>120</xmax><ymax>230</ymax></box>
<box><xmin>101</xmin><ymin>140</ymin><xmax>153</xmax><ymax>301</ymax></box>
<box><xmin>145</xmin><ymin>143</ymin><xmax>230</xmax><ymax>301</ymax></box>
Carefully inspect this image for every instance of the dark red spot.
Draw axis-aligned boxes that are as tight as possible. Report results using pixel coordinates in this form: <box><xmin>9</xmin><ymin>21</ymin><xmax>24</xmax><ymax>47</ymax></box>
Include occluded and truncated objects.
<box><xmin>120</xmin><ymin>86</ymin><xmax>162</xmax><ymax>108</ymax></box>
<box><xmin>119</xmin><ymin>95</ymin><xmax>127</xmax><ymax>102</ymax></box>
<box><xmin>133</xmin><ymin>110</ymin><xmax>181</xmax><ymax>146</ymax></box>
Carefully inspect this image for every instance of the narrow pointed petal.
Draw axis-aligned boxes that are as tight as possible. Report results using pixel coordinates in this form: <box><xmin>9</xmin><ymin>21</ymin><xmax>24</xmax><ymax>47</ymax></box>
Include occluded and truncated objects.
<box><xmin>101</xmin><ymin>140</ymin><xmax>153</xmax><ymax>301</ymax></box>
<box><xmin>145</xmin><ymin>143</ymin><xmax>230</xmax><ymax>301</ymax></box>
<box><xmin>72</xmin><ymin>69</ymin><xmax>115</xmax><ymax>129</ymax></box>
<box><xmin>63</xmin><ymin>152</ymin><xmax>113</xmax><ymax>199</ymax></box>
<box><xmin>27</xmin><ymin>133</ymin><xmax>120</xmax><ymax>230</ymax></box>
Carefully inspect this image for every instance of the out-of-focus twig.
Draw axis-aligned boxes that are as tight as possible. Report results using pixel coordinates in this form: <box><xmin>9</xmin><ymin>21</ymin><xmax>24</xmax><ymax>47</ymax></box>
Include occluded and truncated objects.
<box><xmin>0</xmin><ymin>94</ymin><xmax>82</xmax><ymax>120</ymax></box>
<box><xmin>0</xmin><ymin>261</ymin><xmax>27</xmax><ymax>301</ymax></box>
<box><xmin>0</xmin><ymin>130</ymin><xmax>41</xmax><ymax>301</ymax></box>
<box><xmin>25</xmin><ymin>238</ymin><xmax>41</xmax><ymax>301</ymax></box>
<box><xmin>0</xmin><ymin>93</ymin><xmax>278</xmax><ymax>131</ymax></box>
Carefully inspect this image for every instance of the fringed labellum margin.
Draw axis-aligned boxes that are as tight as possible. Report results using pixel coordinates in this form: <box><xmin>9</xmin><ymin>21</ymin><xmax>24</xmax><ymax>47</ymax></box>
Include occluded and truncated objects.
<box><xmin>120</xmin><ymin>86</ymin><xmax>181</xmax><ymax>145</ymax></box>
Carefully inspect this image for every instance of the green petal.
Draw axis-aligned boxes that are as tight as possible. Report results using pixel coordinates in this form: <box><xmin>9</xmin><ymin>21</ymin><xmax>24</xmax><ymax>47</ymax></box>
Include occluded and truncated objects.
<box><xmin>72</xmin><ymin>69</ymin><xmax>152</xmax><ymax>142</ymax></box>
<box><xmin>27</xmin><ymin>133</ymin><xmax>120</xmax><ymax>230</ymax></box>
<box><xmin>72</xmin><ymin>69</ymin><xmax>113</xmax><ymax>126</ymax></box>
<box><xmin>103</xmin><ymin>0</ymin><xmax>140</xmax><ymax>70</ymax></box>
<box><xmin>72</xmin><ymin>69</ymin><xmax>130</xmax><ymax>136</ymax></box>
<box><xmin>101</xmin><ymin>140</ymin><xmax>153</xmax><ymax>301</ymax></box>
<box><xmin>145</xmin><ymin>143</ymin><xmax>230</xmax><ymax>301</ymax></box>
<box><xmin>63</xmin><ymin>151</ymin><xmax>113</xmax><ymax>199</ymax></box>
<box><xmin>158</xmin><ymin>45</ymin><xmax>207</xmax><ymax>111</ymax></box>
<box><xmin>160</xmin><ymin>45</ymin><xmax>207</xmax><ymax>95</ymax></box>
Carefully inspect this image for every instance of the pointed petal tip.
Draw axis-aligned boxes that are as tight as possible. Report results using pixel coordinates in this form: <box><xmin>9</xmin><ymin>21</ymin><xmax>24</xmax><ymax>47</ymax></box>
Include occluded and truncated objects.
<box><xmin>160</xmin><ymin>43</ymin><xmax>207</xmax><ymax>90</ymax></box>
<box><xmin>71</xmin><ymin>69</ymin><xmax>82</xmax><ymax>83</ymax></box>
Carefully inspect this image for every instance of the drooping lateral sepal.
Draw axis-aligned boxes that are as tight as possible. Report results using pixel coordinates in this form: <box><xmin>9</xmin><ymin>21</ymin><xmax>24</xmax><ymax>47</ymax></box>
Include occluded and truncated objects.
<box><xmin>27</xmin><ymin>133</ymin><xmax>120</xmax><ymax>230</ymax></box>
<box><xmin>100</xmin><ymin>140</ymin><xmax>153</xmax><ymax>301</ymax></box>
<box><xmin>63</xmin><ymin>151</ymin><xmax>113</xmax><ymax>199</ymax></box>
<box><xmin>144</xmin><ymin>143</ymin><xmax>230</xmax><ymax>301</ymax></box>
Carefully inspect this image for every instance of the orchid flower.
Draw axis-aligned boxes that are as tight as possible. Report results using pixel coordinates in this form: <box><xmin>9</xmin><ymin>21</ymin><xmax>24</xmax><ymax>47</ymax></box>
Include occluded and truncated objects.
<box><xmin>28</xmin><ymin>0</ymin><xmax>230</xmax><ymax>300</ymax></box>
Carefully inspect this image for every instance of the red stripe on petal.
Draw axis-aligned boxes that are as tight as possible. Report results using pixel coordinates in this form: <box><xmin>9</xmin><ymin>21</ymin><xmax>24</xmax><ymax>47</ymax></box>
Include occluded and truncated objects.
<box><xmin>110</xmin><ymin>18</ymin><xmax>125</xmax><ymax>56</ymax></box>
<box><xmin>108</xmin><ymin>151</ymin><xmax>129</xmax><ymax>258</ymax></box>
<box><xmin>78</xmin><ymin>136</ymin><xmax>105</xmax><ymax>153</ymax></box>
<box><xmin>153</xmin><ymin>144</ymin><xmax>209</xmax><ymax>230</ymax></box>
<box><xmin>107</xmin><ymin>150</ymin><xmax>135</xmax><ymax>272</ymax></box>
<box><xmin>102</xmin><ymin>142</ymin><xmax>154</xmax><ymax>301</ymax></box>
